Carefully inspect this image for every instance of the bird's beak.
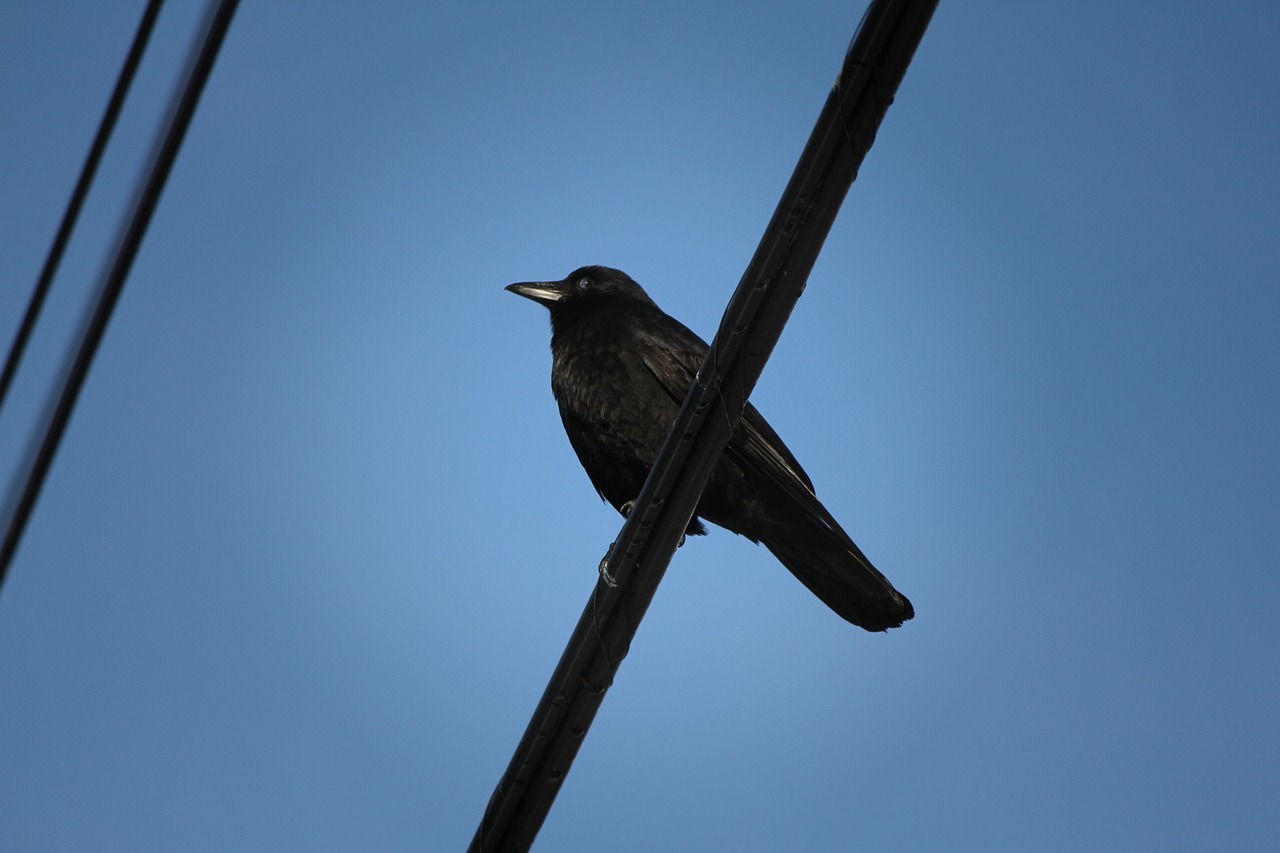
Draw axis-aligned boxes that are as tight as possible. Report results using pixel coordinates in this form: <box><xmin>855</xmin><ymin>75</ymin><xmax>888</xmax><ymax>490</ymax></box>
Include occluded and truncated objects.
<box><xmin>505</xmin><ymin>281</ymin><xmax>567</xmax><ymax>307</ymax></box>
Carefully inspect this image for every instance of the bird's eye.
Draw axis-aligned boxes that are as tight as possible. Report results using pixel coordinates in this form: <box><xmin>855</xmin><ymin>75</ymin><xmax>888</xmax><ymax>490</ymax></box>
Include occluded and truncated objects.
<box><xmin>576</xmin><ymin>277</ymin><xmax>592</xmax><ymax>292</ymax></box>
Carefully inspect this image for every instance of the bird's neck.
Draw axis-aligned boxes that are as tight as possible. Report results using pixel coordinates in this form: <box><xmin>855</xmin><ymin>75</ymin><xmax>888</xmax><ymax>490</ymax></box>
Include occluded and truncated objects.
<box><xmin>548</xmin><ymin>301</ymin><xmax>639</xmax><ymax>351</ymax></box>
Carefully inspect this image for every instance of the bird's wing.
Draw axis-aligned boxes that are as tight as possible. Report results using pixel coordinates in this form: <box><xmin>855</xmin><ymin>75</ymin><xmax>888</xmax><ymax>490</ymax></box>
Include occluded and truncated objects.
<box><xmin>634</xmin><ymin>320</ymin><xmax>817</xmax><ymax>496</ymax></box>
<box><xmin>634</xmin><ymin>321</ymin><xmax>707</xmax><ymax>406</ymax></box>
<box><xmin>634</xmin><ymin>319</ymin><xmax>866</xmax><ymax>550</ymax></box>
<box><xmin>734</xmin><ymin>405</ymin><xmax>815</xmax><ymax>492</ymax></box>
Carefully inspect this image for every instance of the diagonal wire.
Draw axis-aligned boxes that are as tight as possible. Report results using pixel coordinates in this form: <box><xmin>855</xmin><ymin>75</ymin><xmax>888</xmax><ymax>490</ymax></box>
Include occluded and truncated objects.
<box><xmin>0</xmin><ymin>0</ymin><xmax>240</xmax><ymax>594</ymax></box>
<box><xmin>0</xmin><ymin>0</ymin><xmax>165</xmax><ymax>419</ymax></box>
<box><xmin>470</xmin><ymin>1</ymin><xmax>939</xmax><ymax>849</ymax></box>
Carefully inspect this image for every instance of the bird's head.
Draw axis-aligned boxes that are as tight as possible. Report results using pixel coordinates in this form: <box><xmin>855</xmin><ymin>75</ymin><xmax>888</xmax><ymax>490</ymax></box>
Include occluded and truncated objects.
<box><xmin>505</xmin><ymin>266</ymin><xmax>657</xmax><ymax>321</ymax></box>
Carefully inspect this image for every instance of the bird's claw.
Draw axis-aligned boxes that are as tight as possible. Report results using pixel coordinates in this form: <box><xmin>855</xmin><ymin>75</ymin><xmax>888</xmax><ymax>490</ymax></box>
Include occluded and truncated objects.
<box><xmin>598</xmin><ymin>499</ymin><xmax>680</xmax><ymax>585</ymax></box>
<box><xmin>598</xmin><ymin>542</ymin><xmax>618</xmax><ymax>587</ymax></box>
<box><xmin>596</xmin><ymin>500</ymin><xmax>638</xmax><ymax>588</ymax></box>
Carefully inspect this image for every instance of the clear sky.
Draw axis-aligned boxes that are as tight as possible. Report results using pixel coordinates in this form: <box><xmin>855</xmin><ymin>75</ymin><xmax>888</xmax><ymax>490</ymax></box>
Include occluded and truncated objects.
<box><xmin>2</xmin><ymin>2</ymin><xmax>1278</xmax><ymax>850</ymax></box>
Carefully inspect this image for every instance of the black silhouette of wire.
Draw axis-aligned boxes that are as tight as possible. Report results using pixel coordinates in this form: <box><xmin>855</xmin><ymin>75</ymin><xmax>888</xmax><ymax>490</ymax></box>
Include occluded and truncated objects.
<box><xmin>0</xmin><ymin>0</ymin><xmax>164</xmax><ymax>418</ymax></box>
<box><xmin>0</xmin><ymin>0</ymin><xmax>240</xmax><ymax>593</ymax></box>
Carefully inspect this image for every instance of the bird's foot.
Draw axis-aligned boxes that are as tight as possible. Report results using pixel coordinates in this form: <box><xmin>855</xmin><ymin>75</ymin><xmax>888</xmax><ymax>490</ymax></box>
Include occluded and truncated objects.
<box><xmin>598</xmin><ymin>542</ymin><xmax>618</xmax><ymax>587</ymax></box>
<box><xmin>597</xmin><ymin>500</ymin><xmax>637</xmax><ymax>588</ymax></box>
<box><xmin>599</xmin><ymin>499</ymin><xmax>681</xmax><ymax>584</ymax></box>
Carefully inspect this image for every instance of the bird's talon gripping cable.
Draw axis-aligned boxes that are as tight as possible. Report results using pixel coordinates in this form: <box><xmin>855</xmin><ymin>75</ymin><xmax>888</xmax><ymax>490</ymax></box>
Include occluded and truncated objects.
<box><xmin>598</xmin><ymin>542</ymin><xmax>618</xmax><ymax>588</ymax></box>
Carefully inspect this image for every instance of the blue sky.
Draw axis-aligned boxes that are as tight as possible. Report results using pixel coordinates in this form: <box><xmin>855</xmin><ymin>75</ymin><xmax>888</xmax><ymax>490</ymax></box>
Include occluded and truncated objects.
<box><xmin>2</xmin><ymin>2</ymin><xmax>1278</xmax><ymax>850</ymax></box>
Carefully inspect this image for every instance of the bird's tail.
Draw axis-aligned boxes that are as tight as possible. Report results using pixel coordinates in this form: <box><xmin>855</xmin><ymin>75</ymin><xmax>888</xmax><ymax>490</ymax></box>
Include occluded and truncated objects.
<box><xmin>760</xmin><ymin>515</ymin><xmax>914</xmax><ymax>632</ymax></box>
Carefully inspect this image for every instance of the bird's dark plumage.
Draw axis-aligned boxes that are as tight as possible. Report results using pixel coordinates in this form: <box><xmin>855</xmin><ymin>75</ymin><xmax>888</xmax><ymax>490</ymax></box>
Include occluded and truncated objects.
<box><xmin>506</xmin><ymin>265</ymin><xmax>913</xmax><ymax>631</ymax></box>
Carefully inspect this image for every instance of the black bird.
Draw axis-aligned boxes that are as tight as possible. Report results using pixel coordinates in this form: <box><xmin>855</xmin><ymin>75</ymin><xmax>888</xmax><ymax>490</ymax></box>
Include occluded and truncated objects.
<box><xmin>506</xmin><ymin>265</ymin><xmax>913</xmax><ymax>631</ymax></box>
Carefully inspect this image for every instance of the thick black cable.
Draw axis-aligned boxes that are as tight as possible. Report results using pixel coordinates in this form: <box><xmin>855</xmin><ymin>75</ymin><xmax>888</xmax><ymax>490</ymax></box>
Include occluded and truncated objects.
<box><xmin>470</xmin><ymin>1</ymin><xmax>939</xmax><ymax>849</ymax></box>
<box><xmin>0</xmin><ymin>0</ymin><xmax>240</xmax><ymax>592</ymax></box>
<box><xmin>0</xmin><ymin>0</ymin><xmax>164</xmax><ymax>419</ymax></box>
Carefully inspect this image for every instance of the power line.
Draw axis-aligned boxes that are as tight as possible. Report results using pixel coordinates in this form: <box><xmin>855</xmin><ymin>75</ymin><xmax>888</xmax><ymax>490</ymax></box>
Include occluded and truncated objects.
<box><xmin>469</xmin><ymin>1</ymin><xmax>939</xmax><ymax>849</ymax></box>
<box><xmin>0</xmin><ymin>0</ymin><xmax>164</xmax><ymax>419</ymax></box>
<box><xmin>0</xmin><ymin>0</ymin><xmax>241</xmax><ymax>593</ymax></box>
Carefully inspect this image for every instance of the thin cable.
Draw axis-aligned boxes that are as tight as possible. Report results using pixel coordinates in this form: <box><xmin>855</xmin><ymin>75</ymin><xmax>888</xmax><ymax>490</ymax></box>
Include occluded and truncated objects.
<box><xmin>0</xmin><ymin>0</ymin><xmax>240</xmax><ymax>593</ymax></box>
<box><xmin>0</xmin><ymin>0</ymin><xmax>165</xmax><ymax>419</ymax></box>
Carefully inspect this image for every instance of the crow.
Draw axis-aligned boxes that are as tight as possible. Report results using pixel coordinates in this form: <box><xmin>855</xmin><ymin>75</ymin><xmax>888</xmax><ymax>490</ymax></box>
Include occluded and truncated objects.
<box><xmin>506</xmin><ymin>265</ymin><xmax>913</xmax><ymax>631</ymax></box>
